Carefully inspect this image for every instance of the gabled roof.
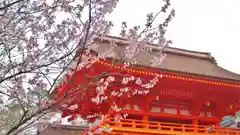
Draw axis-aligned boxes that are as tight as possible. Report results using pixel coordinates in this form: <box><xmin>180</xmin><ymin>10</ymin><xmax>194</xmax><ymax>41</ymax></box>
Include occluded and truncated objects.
<box><xmin>90</xmin><ymin>35</ymin><xmax>240</xmax><ymax>82</ymax></box>
<box><xmin>39</xmin><ymin>124</ymin><xmax>87</xmax><ymax>135</ymax></box>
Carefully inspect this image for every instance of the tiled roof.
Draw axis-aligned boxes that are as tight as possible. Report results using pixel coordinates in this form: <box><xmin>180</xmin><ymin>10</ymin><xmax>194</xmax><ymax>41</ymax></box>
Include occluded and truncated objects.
<box><xmin>90</xmin><ymin>35</ymin><xmax>240</xmax><ymax>82</ymax></box>
<box><xmin>39</xmin><ymin>124</ymin><xmax>87</xmax><ymax>135</ymax></box>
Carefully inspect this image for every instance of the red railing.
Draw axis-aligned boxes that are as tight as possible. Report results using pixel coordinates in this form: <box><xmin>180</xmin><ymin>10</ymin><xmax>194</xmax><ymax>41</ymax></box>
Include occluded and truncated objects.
<box><xmin>105</xmin><ymin>119</ymin><xmax>240</xmax><ymax>135</ymax></box>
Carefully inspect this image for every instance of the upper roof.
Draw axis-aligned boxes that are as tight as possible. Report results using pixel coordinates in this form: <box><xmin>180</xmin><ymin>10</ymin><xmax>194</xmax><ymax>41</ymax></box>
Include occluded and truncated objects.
<box><xmin>90</xmin><ymin>35</ymin><xmax>240</xmax><ymax>82</ymax></box>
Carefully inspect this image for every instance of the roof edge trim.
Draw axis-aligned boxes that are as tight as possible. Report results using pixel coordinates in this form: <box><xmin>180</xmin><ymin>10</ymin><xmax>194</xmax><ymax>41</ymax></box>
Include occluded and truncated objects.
<box><xmin>94</xmin><ymin>35</ymin><xmax>217</xmax><ymax>63</ymax></box>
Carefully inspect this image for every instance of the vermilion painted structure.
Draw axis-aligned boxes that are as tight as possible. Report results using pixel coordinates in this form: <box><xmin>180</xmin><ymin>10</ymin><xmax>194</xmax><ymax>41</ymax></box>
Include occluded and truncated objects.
<box><xmin>54</xmin><ymin>36</ymin><xmax>240</xmax><ymax>135</ymax></box>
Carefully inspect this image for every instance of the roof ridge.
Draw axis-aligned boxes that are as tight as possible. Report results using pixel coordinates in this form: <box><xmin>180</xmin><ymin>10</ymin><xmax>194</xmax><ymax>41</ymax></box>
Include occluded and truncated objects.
<box><xmin>96</xmin><ymin>35</ymin><xmax>216</xmax><ymax>63</ymax></box>
<box><xmin>104</xmin><ymin>35</ymin><xmax>209</xmax><ymax>54</ymax></box>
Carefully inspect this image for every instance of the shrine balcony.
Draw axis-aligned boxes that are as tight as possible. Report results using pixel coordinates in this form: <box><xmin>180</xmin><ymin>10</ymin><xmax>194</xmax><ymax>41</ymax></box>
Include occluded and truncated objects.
<box><xmin>100</xmin><ymin>118</ymin><xmax>240</xmax><ymax>135</ymax></box>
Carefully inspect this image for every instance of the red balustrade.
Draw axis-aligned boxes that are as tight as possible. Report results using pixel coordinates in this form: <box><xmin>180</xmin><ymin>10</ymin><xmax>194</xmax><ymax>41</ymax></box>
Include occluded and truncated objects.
<box><xmin>99</xmin><ymin>119</ymin><xmax>240</xmax><ymax>135</ymax></box>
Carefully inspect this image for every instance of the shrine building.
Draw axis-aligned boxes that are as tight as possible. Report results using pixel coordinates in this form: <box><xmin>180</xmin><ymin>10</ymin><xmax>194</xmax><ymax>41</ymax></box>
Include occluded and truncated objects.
<box><xmin>40</xmin><ymin>36</ymin><xmax>240</xmax><ymax>135</ymax></box>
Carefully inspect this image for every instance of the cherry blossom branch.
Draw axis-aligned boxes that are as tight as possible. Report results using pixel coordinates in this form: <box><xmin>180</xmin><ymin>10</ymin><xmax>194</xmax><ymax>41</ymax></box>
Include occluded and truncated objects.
<box><xmin>0</xmin><ymin>0</ymin><xmax>174</xmax><ymax>134</ymax></box>
<box><xmin>2</xmin><ymin>2</ymin><xmax>96</xmax><ymax>134</ymax></box>
<box><xmin>5</xmin><ymin>107</ymin><xmax>51</xmax><ymax>135</ymax></box>
<box><xmin>0</xmin><ymin>47</ymin><xmax>76</xmax><ymax>84</ymax></box>
<box><xmin>11</xmin><ymin>110</ymin><xmax>51</xmax><ymax>135</ymax></box>
<box><xmin>4</xmin><ymin>44</ymin><xmax>79</xmax><ymax>135</ymax></box>
<box><xmin>0</xmin><ymin>0</ymin><xmax>24</xmax><ymax>11</ymax></box>
<box><xmin>5</xmin><ymin>61</ymin><xmax>159</xmax><ymax>134</ymax></box>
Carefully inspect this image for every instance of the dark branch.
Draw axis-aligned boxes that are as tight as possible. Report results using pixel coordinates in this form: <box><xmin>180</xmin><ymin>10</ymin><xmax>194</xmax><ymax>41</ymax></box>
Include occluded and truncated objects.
<box><xmin>0</xmin><ymin>0</ymin><xmax>24</xmax><ymax>11</ymax></box>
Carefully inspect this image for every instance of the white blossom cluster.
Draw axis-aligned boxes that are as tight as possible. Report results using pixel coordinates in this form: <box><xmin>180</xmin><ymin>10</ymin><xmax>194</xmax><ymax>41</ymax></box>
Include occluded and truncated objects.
<box><xmin>67</xmin><ymin>104</ymin><xmax>78</xmax><ymax>110</ymax></box>
<box><xmin>73</xmin><ymin>73</ymin><xmax>161</xmax><ymax>134</ymax></box>
<box><xmin>87</xmin><ymin>113</ymin><xmax>102</xmax><ymax>119</ymax></box>
<box><xmin>91</xmin><ymin>73</ymin><xmax>162</xmax><ymax>104</ymax></box>
<box><xmin>150</xmin><ymin>53</ymin><xmax>167</xmax><ymax>67</ymax></box>
<box><xmin>141</xmin><ymin>74</ymin><xmax>162</xmax><ymax>89</ymax></box>
<box><xmin>91</xmin><ymin>76</ymin><xmax>115</xmax><ymax>104</ymax></box>
<box><xmin>94</xmin><ymin>127</ymin><xmax>113</xmax><ymax>134</ymax></box>
<box><xmin>121</xmin><ymin>76</ymin><xmax>135</xmax><ymax>84</ymax></box>
<box><xmin>111</xmin><ymin>104</ymin><xmax>121</xmax><ymax>112</ymax></box>
<box><xmin>132</xmin><ymin>89</ymin><xmax>150</xmax><ymax>95</ymax></box>
<box><xmin>91</xmin><ymin>95</ymin><xmax>108</xmax><ymax>104</ymax></box>
<box><xmin>87</xmin><ymin>114</ymin><xmax>111</xmax><ymax>134</ymax></box>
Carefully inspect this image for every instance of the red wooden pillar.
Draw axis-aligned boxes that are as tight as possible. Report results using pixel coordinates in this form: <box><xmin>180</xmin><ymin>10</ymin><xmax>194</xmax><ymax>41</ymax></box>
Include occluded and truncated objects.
<box><xmin>215</xmin><ymin>122</ymin><xmax>220</xmax><ymax>134</ymax></box>
<box><xmin>193</xmin><ymin>119</ymin><xmax>199</xmax><ymax>125</ymax></box>
<box><xmin>143</xmin><ymin>115</ymin><xmax>149</xmax><ymax>129</ymax></box>
<box><xmin>193</xmin><ymin>119</ymin><xmax>199</xmax><ymax>132</ymax></box>
<box><xmin>143</xmin><ymin>115</ymin><xmax>148</xmax><ymax>121</ymax></box>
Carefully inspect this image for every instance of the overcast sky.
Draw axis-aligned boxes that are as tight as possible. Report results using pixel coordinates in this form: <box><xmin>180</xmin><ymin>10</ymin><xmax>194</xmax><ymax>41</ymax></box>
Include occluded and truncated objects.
<box><xmin>108</xmin><ymin>0</ymin><xmax>240</xmax><ymax>74</ymax></box>
<box><xmin>55</xmin><ymin>1</ymin><xmax>240</xmax><ymax>123</ymax></box>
